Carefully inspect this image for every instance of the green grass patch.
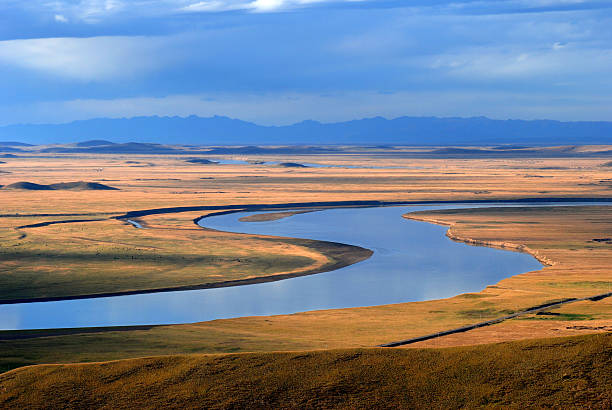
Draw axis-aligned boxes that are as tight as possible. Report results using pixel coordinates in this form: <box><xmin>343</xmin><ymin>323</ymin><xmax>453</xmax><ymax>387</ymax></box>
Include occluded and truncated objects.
<box><xmin>546</xmin><ymin>281</ymin><xmax>612</xmax><ymax>289</ymax></box>
<box><xmin>459</xmin><ymin>293</ymin><xmax>488</xmax><ymax>299</ymax></box>
<box><xmin>458</xmin><ymin>308</ymin><xmax>498</xmax><ymax>319</ymax></box>
<box><xmin>522</xmin><ymin>313</ymin><xmax>595</xmax><ymax>321</ymax></box>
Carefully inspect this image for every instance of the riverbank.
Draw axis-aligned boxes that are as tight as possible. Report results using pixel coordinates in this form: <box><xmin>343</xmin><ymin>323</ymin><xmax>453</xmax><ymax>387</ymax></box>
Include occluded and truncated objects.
<box><xmin>0</xmin><ymin>236</ymin><xmax>372</xmax><ymax>304</ymax></box>
<box><xmin>0</xmin><ymin>210</ymin><xmax>372</xmax><ymax>303</ymax></box>
<box><xmin>404</xmin><ymin>214</ymin><xmax>557</xmax><ymax>266</ymax></box>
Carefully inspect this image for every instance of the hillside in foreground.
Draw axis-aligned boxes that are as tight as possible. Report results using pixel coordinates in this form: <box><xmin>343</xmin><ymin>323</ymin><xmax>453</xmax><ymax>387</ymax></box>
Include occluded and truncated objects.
<box><xmin>1</xmin><ymin>333</ymin><xmax>610</xmax><ymax>408</ymax></box>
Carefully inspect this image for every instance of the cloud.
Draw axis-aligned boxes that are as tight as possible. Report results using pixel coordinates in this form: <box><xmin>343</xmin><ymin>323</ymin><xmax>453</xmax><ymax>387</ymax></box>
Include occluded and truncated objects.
<box><xmin>5</xmin><ymin>0</ymin><xmax>612</xmax><ymax>28</ymax></box>
<box><xmin>77</xmin><ymin>0</ymin><xmax>125</xmax><ymax>22</ymax></box>
<box><xmin>180</xmin><ymin>0</ymin><xmax>343</xmax><ymax>13</ymax></box>
<box><xmin>181</xmin><ymin>1</ymin><xmax>235</xmax><ymax>12</ymax></box>
<box><xmin>0</xmin><ymin>35</ymin><xmax>178</xmax><ymax>81</ymax></box>
<box><xmin>177</xmin><ymin>0</ymin><xmax>612</xmax><ymax>14</ymax></box>
<box><xmin>35</xmin><ymin>0</ymin><xmax>128</xmax><ymax>23</ymax></box>
<box><xmin>54</xmin><ymin>14</ymin><xmax>69</xmax><ymax>23</ymax></box>
<box><xmin>430</xmin><ymin>46</ymin><xmax>612</xmax><ymax>79</ymax></box>
<box><xmin>176</xmin><ymin>0</ymin><xmax>612</xmax><ymax>15</ymax></box>
<box><xmin>16</xmin><ymin>0</ymin><xmax>333</xmax><ymax>20</ymax></box>
<box><xmin>1</xmin><ymin>0</ymin><xmax>611</xmax><ymax>124</ymax></box>
<box><xmin>446</xmin><ymin>0</ymin><xmax>612</xmax><ymax>15</ymax></box>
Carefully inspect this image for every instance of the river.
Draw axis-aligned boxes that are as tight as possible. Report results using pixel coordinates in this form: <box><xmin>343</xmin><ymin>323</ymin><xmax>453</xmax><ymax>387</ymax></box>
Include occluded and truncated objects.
<box><xmin>0</xmin><ymin>203</ymin><xmax>559</xmax><ymax>330</ymax></box>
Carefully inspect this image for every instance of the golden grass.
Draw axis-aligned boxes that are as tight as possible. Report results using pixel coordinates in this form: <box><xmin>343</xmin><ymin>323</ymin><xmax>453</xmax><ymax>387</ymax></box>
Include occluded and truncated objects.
<box><xmin>1</xmin><ymin>153</ymin><xmax>611</xmax><ymax>407</ymax></box>
<box><xmin>1</xmin><ymin>333</ymin><xmax>610</xmax><ymax>409</ymax></box>
<box><xmin>1</xmin><ymin>154</ymin><xmax>611</xmax><ymax>216</ymax></box>
<box><xmin>0</xmin><ymin>209</ymin><xmax>371</xmax><ymax>300</ymax></box>
<box><xmin>0</xmin><ymin>202</ymin><xmax>611</xmax><ymax>370</ymax></box>
<box><xmin>0</xmin><ymin>154</ymin><xmax>611</xmax><ymax>370</ymax></box>
<box><xmin>1</xmin><ymin>153</ymin><xmax>610</xmax><ymax>300</ymax></box>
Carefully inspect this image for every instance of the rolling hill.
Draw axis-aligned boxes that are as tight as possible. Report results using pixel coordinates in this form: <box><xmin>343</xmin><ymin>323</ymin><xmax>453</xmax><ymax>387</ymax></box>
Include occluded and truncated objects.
<box><xmin>1</xmin><ymin>333</ymin><xmax>610</xmax><ymax>408</ymax></box>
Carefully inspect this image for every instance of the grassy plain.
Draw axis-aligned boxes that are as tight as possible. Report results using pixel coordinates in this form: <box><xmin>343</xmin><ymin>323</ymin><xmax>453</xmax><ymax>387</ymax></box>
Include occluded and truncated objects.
<box><xmin>0</xmin><ymin>210</ymin><xmax>371</xmax><ymax>301</ymax></box>
<box><xmin>2</xmin><ymin>151</ymin><xmax>610</xmax><ymax>301</ymax></box>
<box><xmin>0</xmin><ymin>149</ymin><xmax>611</xmax><ymax>404</ymax></box>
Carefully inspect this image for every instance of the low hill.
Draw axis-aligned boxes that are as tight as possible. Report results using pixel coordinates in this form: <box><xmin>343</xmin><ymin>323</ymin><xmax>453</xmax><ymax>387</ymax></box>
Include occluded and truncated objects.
<box><xmin>48</xmin><ymin>182</ymin><xmax>118</xmax><ymax>190</ymax></box>
<box><xmin>4</xmin><ymin>182</ymin><xmax>54</xmax><ymax>190</ymax></box>
<box><xmin>0</xmin><ymin>333</ymin><xmax>609</xmax><ymax>408</ymax></box>
<box><xmin>185</xmin><ymin>158</ymin><xmax>218</xmax><ymax>164</ymax></box>
<box><xmin>41</xmin><ymin>142</ymin><xmax>179</xmax><ymax>154</ymax></box>
<box><xmin>4</xmin><ymin>181</ymin><xmax>118</xmax><ymax>191</ymax></box>
<box><xmin>278</xmin><ymin>162</ymin><xmax>309</xmax><ymax>168</ymax></box>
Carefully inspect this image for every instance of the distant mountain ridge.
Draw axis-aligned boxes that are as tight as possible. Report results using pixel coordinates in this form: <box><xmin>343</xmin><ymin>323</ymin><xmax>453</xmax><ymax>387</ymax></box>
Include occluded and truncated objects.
<box><xmin>1</xmin><ymin>115</ymin><xmax>611</xmax><ymax>145</ymax></box>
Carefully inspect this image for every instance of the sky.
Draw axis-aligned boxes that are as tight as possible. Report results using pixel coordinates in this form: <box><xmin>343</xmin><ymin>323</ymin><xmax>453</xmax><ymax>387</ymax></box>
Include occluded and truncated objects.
<box><xmin>0</xmin><ymin>0</ymin><xmax>611</xmax><ymax>126</ymax></box>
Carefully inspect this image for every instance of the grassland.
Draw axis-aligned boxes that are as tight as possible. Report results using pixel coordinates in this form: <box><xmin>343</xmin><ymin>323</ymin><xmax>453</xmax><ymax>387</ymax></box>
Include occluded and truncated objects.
<box><xmin>0</xmin><ymin>210</ymin><xmax>371</xmax><ymax>301</ymax></box>
<box><xmin>1</xmin><ymin>205</ymin><xmax>611</xmax><ymax>372</ymax></box>
<box><xmin>2</xmin><ymin>152</ymin><xmax>612</xmax><ymax>215</ymax></box>
<box><xmin>0</xmin><ymin>150</ymin><xmax>611</xmax><ymax>406</ymax></box>
<box><xmin>1</xmin><ymin>152</ymin><xmax>611</xmax><ymax>301</ymax></box>
<box><xmin>1</xmin><ymin>333</ymin><xmax>610</xmax><ymax>408</ymax></box>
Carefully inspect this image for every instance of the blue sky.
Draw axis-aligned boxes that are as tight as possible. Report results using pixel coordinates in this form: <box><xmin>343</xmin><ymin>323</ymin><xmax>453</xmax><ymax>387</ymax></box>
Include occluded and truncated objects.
<box><xmin>0</xmin><ymin>0</ymin><xmax>611</xmax><ymax>125</ymax></box>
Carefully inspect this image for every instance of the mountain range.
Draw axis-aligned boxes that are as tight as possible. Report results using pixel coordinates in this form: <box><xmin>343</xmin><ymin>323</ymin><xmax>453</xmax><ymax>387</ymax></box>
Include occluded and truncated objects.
<box><xmin>1</xmin><ymin>115</ymin><xmax>611</xmax><ymax>145</ymax></box>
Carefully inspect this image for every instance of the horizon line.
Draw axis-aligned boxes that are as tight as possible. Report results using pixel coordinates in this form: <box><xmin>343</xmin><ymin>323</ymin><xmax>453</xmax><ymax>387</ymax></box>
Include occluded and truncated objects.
<box><xmin>3</xmin><ymin>114</ymin><xmax>612</xmax><ymax>128</ymax></box>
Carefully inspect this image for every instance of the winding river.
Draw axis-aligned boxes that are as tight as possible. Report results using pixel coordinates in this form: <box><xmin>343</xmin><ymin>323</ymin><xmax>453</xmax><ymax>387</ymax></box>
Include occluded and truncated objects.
<box><xmin>0</xmin><ymin>203</ymin><xmax>561</xmax><ymax>330</ymax></box>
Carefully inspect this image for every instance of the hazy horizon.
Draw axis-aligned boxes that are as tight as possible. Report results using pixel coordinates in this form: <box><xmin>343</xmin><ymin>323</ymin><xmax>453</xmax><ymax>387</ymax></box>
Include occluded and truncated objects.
<box><xmin>5</xmin><ymin>113</ymin><xmax>612</xmax><ymax>130</ymax></box>
<box><xmin>3</xmin><ymin>114</ymin><xmax>612</xmax><ymax>146</ymax></box>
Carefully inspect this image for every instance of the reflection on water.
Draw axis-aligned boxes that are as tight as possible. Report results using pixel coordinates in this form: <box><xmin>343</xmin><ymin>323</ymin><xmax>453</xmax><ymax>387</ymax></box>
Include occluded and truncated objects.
<box><xmin>0</xmin><ymin>204</ymin><xmax>545</xmax><ymax>330</ymax></box>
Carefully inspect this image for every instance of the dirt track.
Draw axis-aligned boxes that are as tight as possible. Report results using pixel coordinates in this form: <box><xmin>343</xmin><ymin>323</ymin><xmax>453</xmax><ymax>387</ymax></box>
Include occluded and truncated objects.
<box><xmin>379</xmin><ymin>292</ymin><xmax>612</xmax><ymax>347</ymax></box>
